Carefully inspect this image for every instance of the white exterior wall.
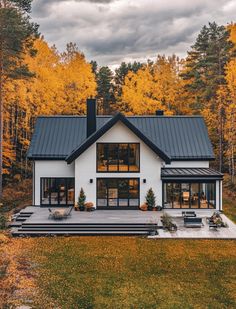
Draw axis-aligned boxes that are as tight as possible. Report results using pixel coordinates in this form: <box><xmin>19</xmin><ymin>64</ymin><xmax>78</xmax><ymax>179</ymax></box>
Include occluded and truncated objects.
<box><xmin>168</xmin><ymin>161</ymin><xmax>209</xmax><ymax>168</ymax></box>
<box><xmin>34</xmin><ymin>160</ymin><xmax>75</xmax><ymax>205</ymax></box>
<box><xmin>75</xmin><ymin>121</ymin><xmax>163</xmax><ymax>207</ymax></box>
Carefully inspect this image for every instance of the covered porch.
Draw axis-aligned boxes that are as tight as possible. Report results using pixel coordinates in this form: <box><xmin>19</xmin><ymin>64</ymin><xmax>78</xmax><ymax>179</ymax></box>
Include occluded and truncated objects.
<box><xmin>161</xmin><ymin>168</ymin><xmax>223</xmax><ymax>210</ymax></box>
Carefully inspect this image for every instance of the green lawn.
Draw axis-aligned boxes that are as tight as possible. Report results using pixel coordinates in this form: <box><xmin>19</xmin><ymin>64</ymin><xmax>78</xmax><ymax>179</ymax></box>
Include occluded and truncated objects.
<box><xmin>223</xmin><ymin>197</ymin><xmax>236</xmax><ymax>223</ymax></box>
<box><xmin>28</xmin><ymin>238</ymin><xmax>236</xmax><ymax>309</ymax></box>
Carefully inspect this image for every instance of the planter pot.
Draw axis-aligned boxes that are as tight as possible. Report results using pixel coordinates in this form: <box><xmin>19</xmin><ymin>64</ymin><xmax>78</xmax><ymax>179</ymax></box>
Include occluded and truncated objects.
<box><xmin>79</xmin><ymin>207</ymin><xmax>85</xmax><ymax>211</ymax></box>
<box><xmin>149</xmin><ymin>230</ymin><xmax>158</xmax><ymax>236</ymax></box>
<box><xmin>152</xmin><ymin>208</ymin><xmax>157</xmax><ymax>211</ymax></box>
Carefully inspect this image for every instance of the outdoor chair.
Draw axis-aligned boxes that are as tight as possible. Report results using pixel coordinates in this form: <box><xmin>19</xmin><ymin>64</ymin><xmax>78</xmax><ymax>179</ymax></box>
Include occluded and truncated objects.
<box><xmin>184</xmin><ymin>217</ymin><xmax>203</xmax><ymax>228</ymax></box>
<box><xmin>64</xmin><ymin>206</ymin><xmax>73</xmax><ymax>218</ymax></box>
<box><xmin>48</xmin><ymin>208</ymin><xmax>53</xmax><ymax>219</ymax></box>
<box><xmin>182</xmin><ymin>211</ymin><xmax>196</xmax><ymax>217</ymax></box>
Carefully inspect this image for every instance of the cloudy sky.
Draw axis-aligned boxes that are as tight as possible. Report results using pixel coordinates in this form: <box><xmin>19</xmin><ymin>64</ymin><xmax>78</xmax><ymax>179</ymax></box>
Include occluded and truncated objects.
<box><xmin>31</xmin><ymin>0</ymin><xmax>236</xmax><ymax>68</ymax></box>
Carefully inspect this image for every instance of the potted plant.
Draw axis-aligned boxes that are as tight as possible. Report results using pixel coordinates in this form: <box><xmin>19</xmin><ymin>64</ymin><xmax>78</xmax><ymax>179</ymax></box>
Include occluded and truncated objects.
<box><xmin>148</xmin><ymin>219</ymin><xmax>158</xmax><ymax>236</ymax></box>
<box><xmin>145</xmin><ymin>188</ymin><xmax>156</xmax><ymax>211</ymax></box>
<box><xmin>139</xmin><ymin>203</ymin><xmax>148</xmax><ymax>211</ymax></box>
<box><xmin>78</xmin><ymin>188</ymin><xmax>86</xmax><ymax>211</ymax></box>
<box><xmin>85</xmin><ymin>202</ymin><xmax>95</xmax><ymax>212</ymax></box>
<box><xmin>74</xmin><ymin>202</ymin><xmax>79</xmax><ymax>211</ymax></box>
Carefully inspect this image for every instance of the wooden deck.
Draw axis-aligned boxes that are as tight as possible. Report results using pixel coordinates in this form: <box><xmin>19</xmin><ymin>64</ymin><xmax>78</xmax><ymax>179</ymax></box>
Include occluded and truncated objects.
<box><xmin>10</xmin><ymin>206</ymin><xmax>236</xmax><ymax>238</ymax></box>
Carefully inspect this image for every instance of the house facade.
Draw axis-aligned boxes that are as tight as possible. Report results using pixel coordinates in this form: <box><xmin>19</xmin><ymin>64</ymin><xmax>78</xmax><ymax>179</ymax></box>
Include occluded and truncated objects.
<box><xmin>27</xmin><ymin>99</ymin><xmax>223</xmax><ymax>210</ymax></box>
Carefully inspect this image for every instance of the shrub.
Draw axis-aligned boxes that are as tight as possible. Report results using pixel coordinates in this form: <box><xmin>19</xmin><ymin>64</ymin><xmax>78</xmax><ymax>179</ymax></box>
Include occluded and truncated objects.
<box><xmin>161</xmin><ymin>213</ymin><xmax>177</xmax><ymax>231</ymax></box>
<box><xmin>78</xmin><ymin>188</ymin><xmax>86</xmax><ymax>211</ymax></box>
<box><xmin>145</xmin><ymin>188</ymin><xmax>156</xmax><ymax>210</ymax></box>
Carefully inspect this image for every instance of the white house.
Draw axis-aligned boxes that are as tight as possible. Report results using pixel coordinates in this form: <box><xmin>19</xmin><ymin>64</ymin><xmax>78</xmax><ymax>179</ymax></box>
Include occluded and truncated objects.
<box><xmin>27</xmin><ymin>99</ymin><xmax>223</xmax><ymax>211</ymax></box>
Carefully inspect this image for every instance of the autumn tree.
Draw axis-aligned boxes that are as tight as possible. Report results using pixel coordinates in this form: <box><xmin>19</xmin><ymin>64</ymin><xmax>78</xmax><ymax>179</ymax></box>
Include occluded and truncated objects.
<box><xmin>0</xmin><ymin>0</ymin><xmax>38</xmax><ymax>195</ymax></box>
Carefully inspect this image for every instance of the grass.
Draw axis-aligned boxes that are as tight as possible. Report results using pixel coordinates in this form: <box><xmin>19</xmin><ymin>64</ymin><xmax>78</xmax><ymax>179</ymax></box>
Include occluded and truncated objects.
<box><xmin>26</xmin><ymin>237</ymin><xmax>236</xmax><ymax>309</ymax></box>
<box><xmin>223</xmin><ymin>196</ymin><xmax>236</xmax><ymax>223</ymax></box>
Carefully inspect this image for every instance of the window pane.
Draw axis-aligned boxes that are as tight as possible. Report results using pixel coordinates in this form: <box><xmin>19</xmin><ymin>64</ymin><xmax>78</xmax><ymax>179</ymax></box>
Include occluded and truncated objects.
<box><xmin>190</xmin><ymin>183</ymin><xmax>199</xmax><ymax>208</ymax></box>
<box><xmin>181</xmin><ymin>183</ymin><xmax>190</xmax><ymax>208</ymax></box>
<box><xmin>108</xmin><ymin>144</ymin><xmax>119</xmax><ymax>171</ymax></box>
<box><xmin>58</xmin><ymin>179</ymin><xmax>66</xmax><ymax>205</ymax></box>
<box><xmin>173</xmin><ymin>183</ymin><xmax>181</xmax><ymax>208</ymax></box>
<box><xmin>50</xmin><ymin>179</ymin><xmax>58</xmax><ymax>204</ymax></box>
<box><xmin>206</xmin><ymin>183</ymin><xmax>215</xmax><ymax>209</ymax></box>
<box><xmin>118</xmin><ymin>179</ymin><xmax>129</xmax><ymax>206</ymax></box>
<box><xmin>67</xmin><ymin>179</ymin><xmax>75</xmax><ymax>205</ymax></box>
<box><xmin>97</xmin><ymin>179</ymin><xmax>107</xmax><ymax>199</ymax></box>
<box><xmin>164</xmin><ymin>183</ymin><xmax>172</xmax><ymax>208</ymax></box>
<box><xmin>41</xmin><ymin>179</ymin><xmax>50</xmax><ymax>205</ymax></box>
<box><xmin>129</xmin><ymin>144</ymin><xmax>139</xmax><ymax>171</ymax></box>
<box><xmin>97</xmin><ymin>144</ymin><xmax>108</xmax><ymax>171</ymax></box>
<box><xmin>129</xmin><ymin>179</ymin><xmax>139</xmax><ymax>198</ymax></box>
<box><xmin>118</xmin><ymin>144</ymin><xmax>129</xmax><ymax>171</ymax></box>
<box><xmin>200</xmin><ymin>183</ymin><xmax>208</xmax><ymax>208</ymax></box>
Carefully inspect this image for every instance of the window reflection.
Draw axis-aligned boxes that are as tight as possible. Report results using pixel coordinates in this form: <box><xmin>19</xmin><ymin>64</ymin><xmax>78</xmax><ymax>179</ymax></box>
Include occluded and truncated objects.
<box><xmin>97</xmin><ymin>143</ymin><xmax>140</xmax><ymax>172</ymax></box>
<box><xmin>41</xmin><ymin>178</ymin><xmax>75</xmax><ymax>206</ymax></box>
<box><xmin>164</xmin><ymin>182</ymin><xmax>216</xmax><ymax>209</ymax></box>
<box><xmin>97</xmin><ymin>178</ymin><xmax>139</xmax><ymax>207</ymax></box>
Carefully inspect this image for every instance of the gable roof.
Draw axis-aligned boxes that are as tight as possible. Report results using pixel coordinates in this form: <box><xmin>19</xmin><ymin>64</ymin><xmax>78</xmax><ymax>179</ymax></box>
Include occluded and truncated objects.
<box><xmin>27</xmin><ymin>114</ymin><xmax>215</xmax><ymax>162</ymax></box>
<box><xmin>66</xmin><ymin>113</ymin><xmax>171</xmax><ymax>164</ymax></box>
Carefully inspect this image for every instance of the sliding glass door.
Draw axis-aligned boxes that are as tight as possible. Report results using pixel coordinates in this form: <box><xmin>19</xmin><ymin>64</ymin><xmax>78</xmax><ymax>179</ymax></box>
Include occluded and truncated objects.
<box><xmin>41</xmin><ymin>178</ymin><xmax>75</xmax><ymax>206</ymax></box>
<box><xmin>97</xmin><ymin>178</ymin><xmax>140</xmax><ymax>208</ymax></box>
<box><xmin>163</xmin><ymin>181</ymin><xmax>216</xmax><ymax>209</ymax></box>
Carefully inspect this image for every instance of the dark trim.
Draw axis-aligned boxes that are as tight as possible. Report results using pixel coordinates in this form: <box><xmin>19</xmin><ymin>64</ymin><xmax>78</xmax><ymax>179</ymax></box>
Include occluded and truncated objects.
<box><xmin>66</xmin><ymin>112</ymin><xmax>171</xmax><ymax>164</ymax></box>
<box><xmin>96</xmin><ymin>177</ymin><xmax>140</xmax><ymax>208</ymax></box>
<box><xmin>96</xmin><ymin>206</ymin><xmax>139</xmax><ymax>210</ymax></box>
<box><xmin>171</xmin><ymin>158</ymin><xmax>215</xmax><ymax>161</ymax></box>
<box><xmin>28</xmin><ymin>157</ymin><xmax>66</xmax><ymax>161</ymax></box>
<box><xmin>161</xmin><ymin>176</ymin><xmax>223</xmax><ymax>181</ymax></box>
<box><xmin>96</xmin><ymin>143</ymin><xmax>140</xmax><ymax>173</ymax></box>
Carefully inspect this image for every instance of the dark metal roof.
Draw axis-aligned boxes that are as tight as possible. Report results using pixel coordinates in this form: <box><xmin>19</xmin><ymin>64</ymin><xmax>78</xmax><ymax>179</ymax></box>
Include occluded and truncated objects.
<box><xmin>27</xmin><ymin>114</ymin><xmax>215</xmax><ymax>161</ymax></box>
<box><xmin>161</xmin><ymin>168</ymin><xmax>223</xmax><ymax>180</ymax></box>
<box><xmin>66</xmin><ymin>113</ymin><xmax>171</xmax><ymax>164</ymax></box>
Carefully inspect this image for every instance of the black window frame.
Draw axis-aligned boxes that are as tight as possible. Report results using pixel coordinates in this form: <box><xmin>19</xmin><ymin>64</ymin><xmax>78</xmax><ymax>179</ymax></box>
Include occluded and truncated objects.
<box><xmin>96</xmin><ymin>143</ymin><xmax>140</xmax><ymax>173</ymax></box>
<box><xmin>162</xmin><ymin>180</ymin><xmax>216</xmax><ymax>209</ymax></box>
<box><xmin>96</xmin><ymin>178</ymin><xmax>140</xmax><ymax>209</ymax></box>
<box><xmin>40</xmin><ymin>177</ymin><xmax>75</xmax><ymax>206</ymax></box>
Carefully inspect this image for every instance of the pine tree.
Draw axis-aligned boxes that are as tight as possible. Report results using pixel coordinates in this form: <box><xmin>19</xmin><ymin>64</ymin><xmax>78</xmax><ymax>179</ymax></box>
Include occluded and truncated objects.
<box><xmin>145</xmin><ymin>188</ymin><xmax>156</xmax><ymax>210</ymax></box>
<box><xmin>0</xmin><ymin>0</ymin><xmax>39</xmax><ymax>196</ymax></box>
<box><xmin>78</xmin><ymin>188</ymin><xmax>86</xmax><ymax>211</ymax></box>
<box><xmin>182</xmin><ymin>22</ymin><xmax>234</xmax><ymax>110</ymax></box>
<box><xmin>97</xmin><ymin>66</ymin><xmax>114</xmax><ymax>114</ymax></box>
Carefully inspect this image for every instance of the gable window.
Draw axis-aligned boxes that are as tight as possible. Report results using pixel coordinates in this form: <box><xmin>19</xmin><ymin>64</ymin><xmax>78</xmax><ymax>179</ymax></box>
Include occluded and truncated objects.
<box><xmin>97</xmin><ymin>143</ymin><xmax>140</xmax><ymax>172</ymax></box>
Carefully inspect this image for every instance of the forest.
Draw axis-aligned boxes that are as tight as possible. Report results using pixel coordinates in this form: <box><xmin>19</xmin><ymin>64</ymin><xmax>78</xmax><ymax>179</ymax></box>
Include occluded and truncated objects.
<box><xmin>1</xmin><ymin>1</ymin><xmax>236</xmax><ymax>194</ymax></box>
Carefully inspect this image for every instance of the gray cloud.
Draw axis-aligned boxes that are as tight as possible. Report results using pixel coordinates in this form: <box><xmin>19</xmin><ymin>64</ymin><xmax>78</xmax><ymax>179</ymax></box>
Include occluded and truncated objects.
<box><xmin>31</xmin><ymin>0</ymin><xmax>236</xmax><ymax>67</ymax></box>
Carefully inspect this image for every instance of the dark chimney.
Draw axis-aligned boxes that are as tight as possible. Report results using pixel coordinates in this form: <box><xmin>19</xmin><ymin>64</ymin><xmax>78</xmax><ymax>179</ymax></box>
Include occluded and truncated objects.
<box><xmin>156</xmin><ymin>110</ymin><xmax>164</xmax><ymax>116</ymax></box>
<box><xmin>87</xmin><ymin>98</ymin><xmax>97</xmax><ymax>137</ymax></box>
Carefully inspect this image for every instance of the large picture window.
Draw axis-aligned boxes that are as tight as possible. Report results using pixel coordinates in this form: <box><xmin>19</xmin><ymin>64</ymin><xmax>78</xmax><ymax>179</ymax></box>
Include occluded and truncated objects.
<box><xmin>41</xmin><ymin>178</ymin><xmax>75</xmax><ymax>206</ymax></box>
<box><xmin>97</xmin><ymin>143</ymin><xmax>140</xmax><ymax>172</ymax></box>
<box><xmin>97</xmin><ymin>178</ymin><xmax>140</xmax><ymax>207</ymax></box>
<box><xmin>163</xmin><ymin>182</ymin><xmax>216</xmax><ymax>209</ymax></box>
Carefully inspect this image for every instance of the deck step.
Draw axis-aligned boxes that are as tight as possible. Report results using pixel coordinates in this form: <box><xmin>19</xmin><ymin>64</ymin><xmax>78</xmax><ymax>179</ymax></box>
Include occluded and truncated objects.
<box><xmin>12</xmin><ymin>230</ymin><xmax>149</xmax><ymax>236</ymax></box>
